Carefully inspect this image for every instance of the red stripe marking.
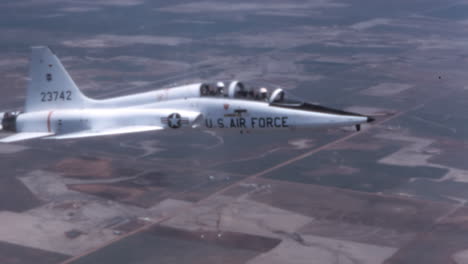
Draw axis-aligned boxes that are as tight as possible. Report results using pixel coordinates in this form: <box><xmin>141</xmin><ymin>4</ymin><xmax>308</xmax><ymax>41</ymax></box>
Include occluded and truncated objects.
<box><xmin>47</xmin><ymin>111</ymin><xmax>54</xmax><ymax>133</ymax></box>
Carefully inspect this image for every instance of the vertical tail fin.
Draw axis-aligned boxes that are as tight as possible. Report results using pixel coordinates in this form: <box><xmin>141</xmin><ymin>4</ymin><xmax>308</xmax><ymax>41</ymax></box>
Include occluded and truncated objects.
<box><xmin>24</xmin><ymin>46</ymin><xmax>92</xmax><ymax>112</ymax></box>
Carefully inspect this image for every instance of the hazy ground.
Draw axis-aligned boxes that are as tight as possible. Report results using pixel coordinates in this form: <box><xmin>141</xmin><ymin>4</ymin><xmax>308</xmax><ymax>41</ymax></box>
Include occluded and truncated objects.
<box><xmin>1</xmin><ymin>0</ymin><xmax>468</xmax><ymax>263</ymax></box>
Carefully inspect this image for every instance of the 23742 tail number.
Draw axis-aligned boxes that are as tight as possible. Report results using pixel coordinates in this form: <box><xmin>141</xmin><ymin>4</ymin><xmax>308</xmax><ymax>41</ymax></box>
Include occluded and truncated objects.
<box><xmin>40</xmin><ymin>91</ymin><xmax>72</xmax><ymax>102</ymax></box>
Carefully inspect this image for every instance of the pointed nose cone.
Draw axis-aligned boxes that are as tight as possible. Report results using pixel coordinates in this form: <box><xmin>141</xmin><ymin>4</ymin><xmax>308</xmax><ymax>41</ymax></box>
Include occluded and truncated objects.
<box><xmin>270</xmin><ymin>101</ymin><xmax>376</xmax><ymax>129</ymax></box>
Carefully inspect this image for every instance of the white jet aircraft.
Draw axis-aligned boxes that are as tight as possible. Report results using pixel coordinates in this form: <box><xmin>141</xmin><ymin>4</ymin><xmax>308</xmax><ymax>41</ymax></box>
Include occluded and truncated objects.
<box><xmin>0</xmin><ymin>46</ymin><xmax>374</xmax><ymax>143</ymax></box>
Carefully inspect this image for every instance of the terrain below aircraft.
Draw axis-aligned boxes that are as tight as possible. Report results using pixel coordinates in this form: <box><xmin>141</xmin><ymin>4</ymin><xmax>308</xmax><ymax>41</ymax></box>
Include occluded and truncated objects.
<box><xmin>0</xmin><ymin>47</ymin><xmax>374</xmax><ymax>143</ymax></box>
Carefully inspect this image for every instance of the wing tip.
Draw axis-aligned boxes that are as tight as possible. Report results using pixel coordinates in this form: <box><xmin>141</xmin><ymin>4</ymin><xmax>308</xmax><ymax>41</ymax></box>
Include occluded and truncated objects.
<box><xmin>46</xmin><ymin>126</ymin><xmax>164</xmax><ymax>140</ymax></box>
<box><xmin>0</xmin><ymin>132</ymin><xmax>54</xmax><ymax>143</ymax></box>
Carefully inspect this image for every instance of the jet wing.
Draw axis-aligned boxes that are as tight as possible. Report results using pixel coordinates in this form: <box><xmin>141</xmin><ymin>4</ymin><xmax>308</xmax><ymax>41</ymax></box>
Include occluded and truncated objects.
<box><xmin>46</xmin><ymin>126</ymin><xmax>163</xmax><ymax>140</ymax></box>
<box><xmin>0</xmin><ymin>132</ymin><xmax>54</xmax><ymax>143</ymax></box>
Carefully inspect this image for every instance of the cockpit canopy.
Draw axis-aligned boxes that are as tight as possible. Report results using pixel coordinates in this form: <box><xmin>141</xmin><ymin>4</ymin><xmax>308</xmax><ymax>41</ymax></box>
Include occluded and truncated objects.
<box><xmin>199</xmin><ymin>81</ymin><xmax>303</xmax><ymax>105</ymax></box>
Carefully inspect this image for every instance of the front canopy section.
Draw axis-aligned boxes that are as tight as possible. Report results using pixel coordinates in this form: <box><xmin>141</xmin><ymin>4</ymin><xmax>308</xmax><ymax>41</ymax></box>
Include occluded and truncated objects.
<box><xmin>268</xmin><ymin>88</ymin><xmax>306</xmax><ymax>106</ymax></box>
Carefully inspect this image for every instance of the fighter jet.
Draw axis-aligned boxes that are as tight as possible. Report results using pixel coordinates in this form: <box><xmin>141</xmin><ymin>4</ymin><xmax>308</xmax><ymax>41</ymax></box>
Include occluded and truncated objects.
<box><xmin>0</xmin><ymin>47</ymin><xmax>374</xmax><ymax>143</ymax></box>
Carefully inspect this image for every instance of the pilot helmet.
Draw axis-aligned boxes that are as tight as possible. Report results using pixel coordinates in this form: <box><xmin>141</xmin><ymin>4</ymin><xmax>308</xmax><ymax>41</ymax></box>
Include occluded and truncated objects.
<box><xmin>259</xmin><ymin>87</ymin><xmax>268</xmax><ymax>98</ymax></box>
<box><xmin>216</xmin><ymin>81</ymin><xmax>225</xmax><ymax>88</ymax></box>
<box><xmin>216</xmin><ymin>82</ymin><xmax>225</xmax><ymax>95</ymax></box>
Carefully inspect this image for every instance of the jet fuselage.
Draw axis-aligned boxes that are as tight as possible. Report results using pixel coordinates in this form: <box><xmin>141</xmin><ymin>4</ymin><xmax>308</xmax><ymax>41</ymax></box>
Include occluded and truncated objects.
<box><xmin>0</xmin><ymin>47</ymin><xmax>373</xmax><ymax>143</ymax></box>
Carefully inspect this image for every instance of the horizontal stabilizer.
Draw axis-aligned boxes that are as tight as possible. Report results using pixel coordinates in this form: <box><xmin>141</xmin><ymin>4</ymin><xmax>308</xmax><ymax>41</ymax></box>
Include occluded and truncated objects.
<box><xmin>46</xmin><ymin>126</ymin><xmax>163</xmax><ymax>140</ymax></box>
<box><xmin>0</xmin><ymin>132</ymin><xmax>53</xmax><ymax>143</ymax></box>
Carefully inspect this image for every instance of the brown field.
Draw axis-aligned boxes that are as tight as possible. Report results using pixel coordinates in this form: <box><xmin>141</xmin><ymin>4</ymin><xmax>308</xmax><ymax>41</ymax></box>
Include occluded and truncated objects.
<box><xmin>53</xmin><ymin>158</ymin><xmax>114</xmax><ymax>179</ymax></box>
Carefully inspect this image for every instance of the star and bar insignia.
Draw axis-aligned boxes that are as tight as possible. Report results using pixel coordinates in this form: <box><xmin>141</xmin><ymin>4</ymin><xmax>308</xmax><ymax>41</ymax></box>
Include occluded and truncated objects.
<box><xmin>161</xmin><ymin>113</ymin><xmax>189</xmax><ymax>128</ymax></box>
